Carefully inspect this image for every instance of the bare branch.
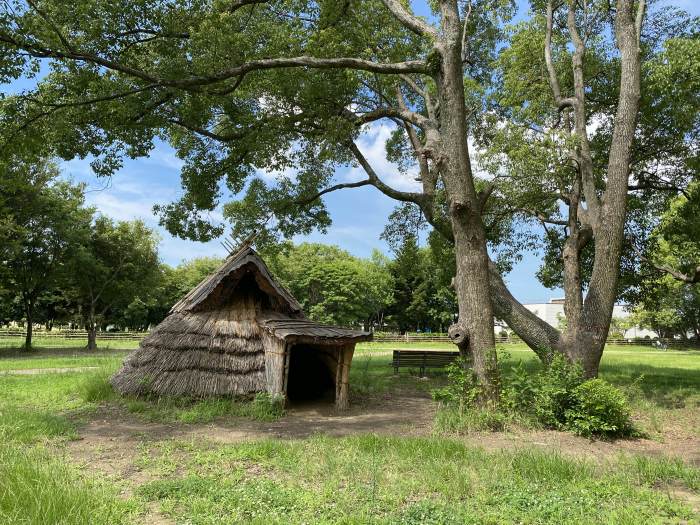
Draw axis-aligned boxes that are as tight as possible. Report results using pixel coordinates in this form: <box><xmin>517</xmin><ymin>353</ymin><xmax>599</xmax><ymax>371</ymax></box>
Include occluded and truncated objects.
<box><xmin>378</xmin><ymin>0</ymin><xmax>438</xmax><ymax>38</ymax></box>
<box><xmin>348</xmin><ymin>141</ymin><xmax>426</xmax><ymax>204</ymax></box>
<box><xmin>294</xmin><ymin>179</ymin><xmax>373</xmax><ymax>206</ymax></box>
<box><xmin>460</xmin><ymin>0</ymin><xmax>472</xmax><ymax>63</ymax></box>
<box><xmin>395</xmin><ymin>86</ymin><xmax>437</xmax><ymax>195</ymax></box>
<box><xmin>635</xmin><ymin>0</ymin><xmax>646</xmax><ymax>47</ymax></box>
<box><xmin>545</xmin><ymin>0</ymin><xmax>565</xmax><ymax>105</ymax></box>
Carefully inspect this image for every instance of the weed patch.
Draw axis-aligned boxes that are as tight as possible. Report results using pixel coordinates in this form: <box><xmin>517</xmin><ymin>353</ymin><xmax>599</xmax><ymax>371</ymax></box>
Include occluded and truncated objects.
<box><xmin>0</xmin><ymin>444</ymin><xmax>136</xmax><ymax>524</ymax></box>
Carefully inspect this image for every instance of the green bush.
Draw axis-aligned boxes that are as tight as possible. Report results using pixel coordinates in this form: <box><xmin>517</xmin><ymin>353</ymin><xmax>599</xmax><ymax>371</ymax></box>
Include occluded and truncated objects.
<box><xmin>431</xmin><ymin>358</ymin><xmax>481</xmax><ymax>408</ymax></box>
<box><xmin>564</xmin><ymin>379</ymin><xmax>633</xmax><ymax>437</ymax></box>
<box><xmin>435</xmin><ymin>354</ymin><xmax>635</xmax><ymax>438</ymax></box>
<box><xmin>531</xmin><ymin>355</ymin><xmax>585</xmax><ymax>429</ymax></box>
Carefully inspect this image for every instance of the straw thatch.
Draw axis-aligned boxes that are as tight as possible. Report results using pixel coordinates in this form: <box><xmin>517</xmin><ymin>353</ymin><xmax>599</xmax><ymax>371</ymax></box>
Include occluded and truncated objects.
<box><xmin>111</xmin><ymin>245</ymin><xmax>370</xmax><ymax>400</ymax></box>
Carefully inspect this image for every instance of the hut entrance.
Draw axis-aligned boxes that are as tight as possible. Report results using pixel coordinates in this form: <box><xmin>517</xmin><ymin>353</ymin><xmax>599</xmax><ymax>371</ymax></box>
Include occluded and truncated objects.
<box><xmin>286</xmin><ymin>345</ymin><xmax>337</xmax><ymax>404</ymax></box>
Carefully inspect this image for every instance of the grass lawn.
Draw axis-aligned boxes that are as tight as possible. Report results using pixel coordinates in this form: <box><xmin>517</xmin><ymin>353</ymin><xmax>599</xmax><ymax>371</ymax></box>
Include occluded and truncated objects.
<box><xmin>0</xmin><ymin>335</ymin><xmax>141</xmax><ymax>351</ymax></box>
<box><xmin>0</xmin><ymin>343</ymin><xmax>698</xmax><ymax>524</ymax></box>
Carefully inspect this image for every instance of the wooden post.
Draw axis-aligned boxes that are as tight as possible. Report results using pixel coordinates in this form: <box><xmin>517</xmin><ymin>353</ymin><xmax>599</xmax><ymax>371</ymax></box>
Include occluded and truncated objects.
<box><xmin>262</xmin><ymin>333</ymin><xmax>287</xmax><ymax>400</ymax></box>
<box><xmin>335</xmin><ymin>344</ymin><xmax>354</xmax><ymax>410</ymax></box>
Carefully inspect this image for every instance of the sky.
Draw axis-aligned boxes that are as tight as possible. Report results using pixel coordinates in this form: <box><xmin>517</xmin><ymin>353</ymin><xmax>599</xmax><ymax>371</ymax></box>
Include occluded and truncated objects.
<box><xmin>3</xmin><ymin>0</ymin><xmax>698</xmax><ymax>304</ymax></box>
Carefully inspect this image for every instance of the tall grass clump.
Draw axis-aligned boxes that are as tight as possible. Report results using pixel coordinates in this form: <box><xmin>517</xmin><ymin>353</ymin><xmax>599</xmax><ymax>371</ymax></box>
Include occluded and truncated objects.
<box><xmin>0</xmin><ymin>406</ymin><xmax>77</xmax><ymax>443</ymax></box>
<box><xmin>434</xmin><ymin>355</ymin><xmax>635</xmax><ymax>438</ymax></box>
<box><xmin>0</xmin><ymin>444</ymin><xmax>135</xmax><ymax>524</ymax></box>
<box><xmin>77</xmin><ymin>368</ymin><xmax>117</xmax><ymax>403</ymax></box>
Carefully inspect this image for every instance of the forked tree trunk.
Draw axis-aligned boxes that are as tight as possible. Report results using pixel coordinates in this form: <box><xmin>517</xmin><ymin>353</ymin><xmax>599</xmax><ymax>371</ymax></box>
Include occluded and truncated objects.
<box><xmin>558</xmin><ymin>2</ymin><xmax>642</xmax><ymax>378</ymax></box>
<box><xmin>490</xmin><ymin>0</ymin><xmax>643</xmax><ymax>378</ymax></box>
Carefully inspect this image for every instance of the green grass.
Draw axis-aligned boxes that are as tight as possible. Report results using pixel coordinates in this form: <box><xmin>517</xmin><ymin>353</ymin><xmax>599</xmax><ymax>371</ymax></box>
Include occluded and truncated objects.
<box><xmin>0</xmin><ymin>347</ymin><xmax>131</xmax><ymax>371</ymax></box>
<box><xmin>0</xmin><ymin>342</ymin><xmax>698</xmax><ymax>524</ymax></box>
<box><xmin>0</xmin><ymin>444</ymin><xmax>137</xmax><ymax>524</ymax></box>
<box><xmin>132</xmin><ymin>435</ymin><xmax>699</xmax><ymax>524</ymax></box>
<box><xmin>124</xmin><ymin>392</ymin><xmax>285</xmax><ymax>424</ymax></box>
<box><xmin>0</xmin><ymin>335</ymin><xmax>141</xmax><ymax>350</ymax></box>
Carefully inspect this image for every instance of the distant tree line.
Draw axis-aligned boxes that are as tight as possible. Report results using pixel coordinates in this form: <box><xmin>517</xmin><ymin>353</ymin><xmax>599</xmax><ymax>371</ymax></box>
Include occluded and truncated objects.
<box><xmin>0</xmin><ymin>158</ymin><xmax>460</xmax><ymax>348</ymax></box>
<box><xmin>2</xmin><ymin>157</ymin><xmax>696</xmax><ymax>350</ymax></box>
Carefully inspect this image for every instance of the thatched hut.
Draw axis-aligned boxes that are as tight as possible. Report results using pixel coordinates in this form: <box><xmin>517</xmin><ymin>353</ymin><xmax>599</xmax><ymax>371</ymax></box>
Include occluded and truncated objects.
<box><xmin>111</xmin><ymin>246</ymin><xmax>371</xmax><ymax>409</ymax></box>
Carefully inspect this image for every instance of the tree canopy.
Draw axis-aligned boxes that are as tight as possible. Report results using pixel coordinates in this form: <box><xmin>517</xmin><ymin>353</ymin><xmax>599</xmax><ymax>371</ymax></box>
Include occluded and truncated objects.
<box><xmin>2</xmin><ymin>0</ymin><xmax>696</xmax><ymax>395</ymax></box>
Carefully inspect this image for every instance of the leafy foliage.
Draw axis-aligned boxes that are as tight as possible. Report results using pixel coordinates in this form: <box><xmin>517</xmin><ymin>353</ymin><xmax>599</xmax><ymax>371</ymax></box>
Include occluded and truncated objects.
<box><xmin>263</xmin><ymin>242</ymin><xmax>393</xmax><ymax>328</ymax></box>
<box><xmin>436</xmin><ymin>355</ymin><xmax>634</xmax><ymax>438</ymax></box>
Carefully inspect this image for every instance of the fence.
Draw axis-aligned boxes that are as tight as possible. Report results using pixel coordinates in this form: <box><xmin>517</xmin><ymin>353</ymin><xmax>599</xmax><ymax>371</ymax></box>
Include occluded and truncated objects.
<box><xmin>1</xmin><ymin>329</ymin><xmax>696</xmax><ymax>349</ymax></box>
<box><xmin>371</xmin><ymin>333</ymin><xmax>698</xmax><ymax>348</ymax></box>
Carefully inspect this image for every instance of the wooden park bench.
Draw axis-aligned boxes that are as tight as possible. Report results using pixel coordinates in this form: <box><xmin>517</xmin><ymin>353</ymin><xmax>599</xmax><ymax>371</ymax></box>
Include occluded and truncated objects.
<box><xmin>390</xmin><ymin>350</ymin><xmax>460</xmax><ymax>377</ymax></box>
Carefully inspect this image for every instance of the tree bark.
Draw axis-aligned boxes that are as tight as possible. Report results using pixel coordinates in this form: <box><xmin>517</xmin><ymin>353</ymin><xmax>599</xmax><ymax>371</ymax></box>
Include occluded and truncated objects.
<box><xmin>560</xmin><ymin>1</ymin><xmax>642</xmax><ymax>377</ymax></box>
<box><xmin>490</xmin><ymin>0</ymin><xmax>644</xmax><ymax>378</ymax></box>
<box><xmin>438</xmin><ymin>0</ymin><xmax>499</xmax><ymax>401</ymax></box>
<box><xmin>24</xmin><ymin>300</ymin><xmax>33</xmax><ymax>350</ymax></box>
<box><xmin>86</xmin><ymin>302</ymin><xmax>98</xmax><ymax>351</ymax></box>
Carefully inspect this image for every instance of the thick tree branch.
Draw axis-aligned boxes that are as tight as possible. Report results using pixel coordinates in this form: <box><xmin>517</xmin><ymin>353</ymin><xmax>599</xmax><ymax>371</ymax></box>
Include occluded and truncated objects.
<box><xmin>488</xmin><ymin>260</ymin><xmax>562</xmax><ymax>362</ymax></box>
<box><xmin>294</xmin><ymin>178</ymin><xmax>373</xmax><ymax>206</ymax></box>
<box><xmin>0</xmin><ymin>32</ymin><xmax>428</xmax><ymax>89</ymax></box>
<box><xmin>460</xmin><ymin>0</ymin><xmax>472</xmax><ymax>63</ymax></box>
<box><xmin>348</xmin><ymin>141</ymin><xmax>426</xmax><ymax>204</ymax></box>
<box><xmin>635</xmin><ymin>0</ymin><xmax>646</xmax><ymax>47</ymax></box>
<box><xmin>355</xmin><ymin>106</ymin><xmax>434</xmax><ymax>129</ymax></box>
<box><xmin>378</xmin><ymin>0</ymin><xmax>438</xmax><ymax>38</ymax></box>
<box><xmin>394</xmin><ymin>86</ymin><xmax>438</xmax><ymax>197</ymax></box>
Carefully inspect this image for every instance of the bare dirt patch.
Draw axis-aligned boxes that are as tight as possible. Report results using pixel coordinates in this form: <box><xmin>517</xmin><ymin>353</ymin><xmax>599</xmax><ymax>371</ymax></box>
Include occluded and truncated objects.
<box><xmin>63</xmin><ymin>390</ymin><xmax>700</xmax><ymax>524</ymax></box>
<box><xmin>461</xmin><ymin>429</ymin><xmax>700</xmax><ymax>466</ymax></box>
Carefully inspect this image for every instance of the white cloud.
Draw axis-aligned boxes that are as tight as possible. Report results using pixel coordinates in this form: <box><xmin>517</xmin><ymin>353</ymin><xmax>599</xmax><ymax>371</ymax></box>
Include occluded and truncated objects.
<box><xmin>345</xmin><ymin>122</ymin><xmax>422</xmax><ymax>192</ymax></box>
<box><xmin>143</xmin><ymin>148</ymin><xmax>185</xmax><ymax>171</ymax></box>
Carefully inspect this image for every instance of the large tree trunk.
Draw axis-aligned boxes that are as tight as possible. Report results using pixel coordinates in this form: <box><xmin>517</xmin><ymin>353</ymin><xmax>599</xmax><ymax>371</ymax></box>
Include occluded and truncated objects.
<box><xmin>560</xmin><ymin>2</ymin><xmax>642</xmax><ymax>378</ymax></box>
<box><xmin>490</xmin><ymin>1</ymin><xmax>643</xmax><ymax>378</ymax></box>
<box><xmin>438</xmin><ymin>3</ymin><xmax>499</xmax><ymax>401</ymax></box>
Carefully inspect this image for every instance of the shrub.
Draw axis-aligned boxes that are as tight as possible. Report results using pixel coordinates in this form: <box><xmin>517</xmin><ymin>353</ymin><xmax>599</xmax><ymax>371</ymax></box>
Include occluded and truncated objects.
<box><xmin>531</xmin><ymin>355</ymin><xmax>585</xmax><ymax>429</ymax></box>
<box><xmin>435</xmin><ymin>354</ymin><xmax>635</xmax><ymax>438</ymax></box>
<box><xmin>431</xmin><ymin>358</ymin><xmax>481</xmax><ymax>408</ymax></box>
<box><xmin>564</xmin><ymin>379</ymin><xmax>633</xmax><ymax>437</ymax></box>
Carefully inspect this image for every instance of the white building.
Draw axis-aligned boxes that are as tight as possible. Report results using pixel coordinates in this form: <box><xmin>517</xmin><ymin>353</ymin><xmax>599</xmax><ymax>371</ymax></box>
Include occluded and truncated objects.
<box><xmin>517</xmin><ymin>298</ymin><xmax>657</xmax><ymax>339</ymax></box>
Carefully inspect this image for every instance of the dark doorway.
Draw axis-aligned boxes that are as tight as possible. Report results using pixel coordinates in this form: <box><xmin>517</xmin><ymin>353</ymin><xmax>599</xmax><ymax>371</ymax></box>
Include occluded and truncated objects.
<box><xmin>286</xmin><ymin>346</ymin><xmax>336</xmax><ymax>403</ymax></box>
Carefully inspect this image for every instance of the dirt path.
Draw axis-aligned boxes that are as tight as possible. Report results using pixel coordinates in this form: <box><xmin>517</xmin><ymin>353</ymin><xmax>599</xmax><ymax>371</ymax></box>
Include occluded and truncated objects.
<box><xmin>68</xmin><ymin>392</ymin><xmax>700</xmax><ymax>467</ymax></box>
<box><xmin>64</xmin><ymin>393</ymin><xmax>700</xmax><ymax>523</ymax></box>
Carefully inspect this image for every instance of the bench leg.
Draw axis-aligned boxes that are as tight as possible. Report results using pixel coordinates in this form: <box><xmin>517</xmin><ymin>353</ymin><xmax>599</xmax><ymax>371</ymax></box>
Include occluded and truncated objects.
<box><xmin>394</xmin><ymin>366</ymin><xmax>399</xmax><ymax>375</ymax></box>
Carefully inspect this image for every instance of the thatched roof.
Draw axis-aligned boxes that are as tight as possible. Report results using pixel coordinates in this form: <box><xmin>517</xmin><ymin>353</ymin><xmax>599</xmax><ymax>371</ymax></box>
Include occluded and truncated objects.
<box><xmin>111</xmin><ymin>244</ymin><xmax>371</xmax><ymax>398</ymax></box>
<box><xmin>171</xmin><ymin>245</ymin><xmax>302</xmax><ymax>314</ymax></box>
<box><xmin>259</xmin><ymin>313</ymin><xmax>372</xmax><ymax>345</ymax></box>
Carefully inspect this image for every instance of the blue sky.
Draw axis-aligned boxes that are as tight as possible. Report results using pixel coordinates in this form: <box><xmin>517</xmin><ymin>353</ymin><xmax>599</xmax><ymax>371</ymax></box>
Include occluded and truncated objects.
<box><xmin>3</xmin><ymin>0</ymin><xmax>698</xmax><ymax>304</ymax></box>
